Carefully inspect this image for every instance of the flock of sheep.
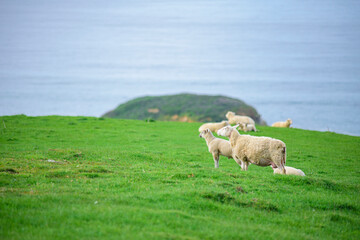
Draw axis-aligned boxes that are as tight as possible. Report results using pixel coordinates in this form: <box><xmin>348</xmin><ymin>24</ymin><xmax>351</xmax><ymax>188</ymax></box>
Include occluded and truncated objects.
<box><xmin>199</xmin><ymin>111</ymin><xmax>305</xmax><ymax>176</ymax></box>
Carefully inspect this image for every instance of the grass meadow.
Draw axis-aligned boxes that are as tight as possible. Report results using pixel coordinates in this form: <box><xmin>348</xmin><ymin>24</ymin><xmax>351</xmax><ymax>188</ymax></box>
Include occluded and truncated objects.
<box><xmin>0</xmin><ymin>115</ymin><xmax>359</xmax><ymax>239</ymax></box>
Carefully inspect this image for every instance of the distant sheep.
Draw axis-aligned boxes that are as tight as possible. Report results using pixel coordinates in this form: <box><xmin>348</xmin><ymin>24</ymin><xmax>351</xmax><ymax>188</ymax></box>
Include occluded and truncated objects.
<box><xmin>272</xmin><ymin>119</ymin><xmax>292</xmax><ymax>128</ymax></box>
<box><xmin>225</xmin><ymin>111</ymin><xmax>255</xmax><ymax>125</ymax></box>
<box><xmin>199</xmin><ymin>121</ymin><xmax>230</xmax><ymax>133</ymax></box>
<box><xmin>199</xmin><ymin>128</ymin><xmax>233</xmax><ymax>168</ymax></box>
<box><xmin>274</xmin><ymin>166</ymin><xmax>305</xmax><ymax>176</ymax></box>
<box><xmin>217</xmin><ymin>125</ymin><xmax>286</xmax><ymax>174</ymax></box>
<box><xmin>238</xmin><ymin>123</ymin><xmax>257</xmax><ymax>132</ymax></box>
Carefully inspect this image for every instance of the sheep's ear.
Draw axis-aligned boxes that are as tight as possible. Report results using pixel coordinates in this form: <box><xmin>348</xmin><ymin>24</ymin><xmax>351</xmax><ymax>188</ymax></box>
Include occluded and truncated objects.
<box><xmin>233</xmin><ymin>124</ymin><xmax>239</xmax><ymax>129</ymax></box>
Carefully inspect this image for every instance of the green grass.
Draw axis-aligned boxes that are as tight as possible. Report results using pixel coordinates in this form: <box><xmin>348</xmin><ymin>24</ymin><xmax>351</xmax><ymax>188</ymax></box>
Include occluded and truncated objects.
<box><xmin>0</xmin><ymin>115</ymin><xmax>359</xmax><ymax>240</ymax></box>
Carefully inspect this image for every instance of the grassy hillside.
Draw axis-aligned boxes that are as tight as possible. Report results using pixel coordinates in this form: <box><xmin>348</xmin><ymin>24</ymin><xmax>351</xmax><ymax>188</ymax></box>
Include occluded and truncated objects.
<box><xmin>102</xmin><ymin>93</ymin><xmax>265</xmax><ymax>124</ymax></box>
<box><xmin>0</xmin><ymin>115</ymin><xmax>359</xmax><ymax>240</ymax></box>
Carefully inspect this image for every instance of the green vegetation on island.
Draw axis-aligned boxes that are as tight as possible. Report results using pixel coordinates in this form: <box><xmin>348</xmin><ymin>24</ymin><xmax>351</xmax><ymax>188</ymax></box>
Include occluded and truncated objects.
<box><xmin>102</xmin><ymin>93</ymin><xmax>266</xmax><ymax>124</ymax></box>
<box><xmin>0</xmin><ymin>115</ymin><xmax>360</xmax><ymax>239</ymax></box>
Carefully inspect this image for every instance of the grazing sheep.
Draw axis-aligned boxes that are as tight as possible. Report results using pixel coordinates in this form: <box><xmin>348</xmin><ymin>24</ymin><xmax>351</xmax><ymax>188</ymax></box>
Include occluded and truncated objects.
<box><xmin>217</xmin><ymin>125</ymin><xmax>286</xmax><ymax>174</ymax></box>
<box><xmin>274</xmin><ymin>166</ymin><xmax>305</xmax><ymax>176</ymax></box>
<box><xmin>198</xmin><ymin>121</ymin><xmax>230</xmax><ymax>133</ymax></box>
<box><xmin>225</xmin><ymin>111</ymin><xmax>255</xmax><ymax>125</ymax></box>
<box><xmin>238</xmin><ymin>123</ymin><xmax>257</xmax><ymax>132</ymax></box>
<box><xmin>199</xmin><ymin>128</ymin><xmax>233</xmax><ymax>168</ymax></box>
<box><xmin>272</xmin><ymin>119</ymin><xmax>292</xmax><ymax>128</ymax></box>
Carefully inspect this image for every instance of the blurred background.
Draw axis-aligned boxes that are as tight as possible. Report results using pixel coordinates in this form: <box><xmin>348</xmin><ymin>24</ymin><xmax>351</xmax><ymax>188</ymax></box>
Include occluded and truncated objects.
<box><xmin>0</xmin><ymin>0</ymin><xmax>359</xmax><ymax>135</ymax></box>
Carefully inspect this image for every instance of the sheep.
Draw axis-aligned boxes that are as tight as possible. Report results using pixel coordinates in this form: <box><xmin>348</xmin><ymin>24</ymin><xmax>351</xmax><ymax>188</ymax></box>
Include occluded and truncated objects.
<box><xmin>199</xmin><ymin>128</ymin><xmax>233</xmax><ymax>168</ymax></box>
<box><xmin>238</xmin><ymin>122</ymin><xmax>257</xmax><ymax>132</ymax></box>
<box><xmin>274</xmin><ymin>166</ymin><xmax>305</xmax><ymax>176</ymax></box>
<box><xmin>198</xmin><ymin>120</ymin><xmax>230</xmax><ymax>133</ymax></box>
<box><xmin>217</xmin><ymin>125</ymin><xmax>286</xmax><ymax>174</ymax></box>
<box><xmin>225</xmin><ymin>111</ymin><xmax>255</xmax><ymax>125</ymax></box>
<box><xmin>272</xmin><ymin>119</ymin><xmax>292</xmax><ymax>128</ymax></box>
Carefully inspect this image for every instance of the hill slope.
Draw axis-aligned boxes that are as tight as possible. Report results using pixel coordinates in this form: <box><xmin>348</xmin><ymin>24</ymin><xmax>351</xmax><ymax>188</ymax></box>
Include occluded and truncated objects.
<box><xmin>0</xmin><ymin>115</ymin><xmax>360</xmax><ymax>239</ymax></box>
<box><xmin>102</xmin><ymin>93</ymin><xmax>266</xmax><ymax>124</ymax></box>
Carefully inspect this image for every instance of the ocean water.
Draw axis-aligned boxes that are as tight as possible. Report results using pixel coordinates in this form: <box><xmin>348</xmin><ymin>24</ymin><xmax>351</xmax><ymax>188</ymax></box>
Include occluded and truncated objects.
<box><xmin>0</xmin><ymin>0</ymin><xmax>359</xmax><ymax>136</ymax></box>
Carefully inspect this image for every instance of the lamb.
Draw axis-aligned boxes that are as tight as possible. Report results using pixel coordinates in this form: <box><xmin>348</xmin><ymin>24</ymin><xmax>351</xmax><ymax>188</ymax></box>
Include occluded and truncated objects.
<box><xmin>199</xmin><ymin>128</ymin><xmax>233</xmax><ymax>168</ymax></box>
<box><xmin>238</xmin><ymin>122</ymin><xmax>257</xmax><ymax>132</ymax></box>
<box><xmin>274</xmin><ymin>166</ymin><xmax>305</xmax><ymax>176</ymax></box>
<box><xmin>198</xmin><ymin>120</ymin><xmax>230</xmax><ymax>133</ymax></box>
<box><xmin>217</xmin><ymin>125</ymin><xmax>286</xmax><ymax>174</ymax></box>
<box><xmin>225</xmin><ymin>111</ymin><xmax>255</xmax><ymax>125</ymax></box>
<box><xmin>272</xmin><ymin>119</ymin><xmax>292</xmax><ymax>128</ymax></box>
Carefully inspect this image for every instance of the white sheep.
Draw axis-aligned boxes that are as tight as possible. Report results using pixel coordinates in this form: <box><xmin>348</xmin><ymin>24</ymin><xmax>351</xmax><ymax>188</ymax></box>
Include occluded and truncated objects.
<box><xmin>198</xmin><ymin>120</ymin><xmax>230</xmax><ymax>133</ymax></box>
<box><xmin>272</xmin><ymin>119</ymin><xmax>292</xmax><ymax>128</ymax></box>
<box><xmin>199</xmin><ymin>128</ymin><xmax>233</xmax><ymax>168</ymax></box>
<box><xmin>225</xmin><ymin>111</ymin><xmax>255</xmax><ymax>125</ymax></box>
<box><xmin>238</xmin><ymin>122</ymin><xmax>257</xmax><ymax>132</ymax></box>
<box><xmin>274</xmin><ymin>166</ymin><xmax>305</xmax><ymax>176</ymax></box>
<box><xmin>217</xmin><ymin>125</ymin><xmax>286</xmax><ymax>174</ymax></box>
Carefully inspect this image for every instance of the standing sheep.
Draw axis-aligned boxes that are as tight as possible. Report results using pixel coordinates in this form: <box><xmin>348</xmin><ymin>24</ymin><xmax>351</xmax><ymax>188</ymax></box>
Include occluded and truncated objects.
<box><xmin>272</xmin><ymin>119</ymin><xmax>292</xmax><ymax>128</ymax></box>
<box><xmin>274</xmin><ymin>166</ymin><xmax>305</xmax><ymax>176</ymax></box>
<box><xmin>217</xmin><ymin>125</ymin><xmax>286</xmax><ymax>174</ymax></box>
<box><xmin>225</xmin><ymin>111</ymin><xmax>255</xmax><ymax>125</ymax></box>
<box><xmin>238</xmin><ymin>123</ymin><xmax>257</xmax><ymax>132</ymax></box>
<box><xmin>198</xmin><ymin>121</ymin><xmax>230</xmax><ymax>133</ymax></box>
<box><xmin>199</xmin><ymin>128</ymin><xmax>233</xmax><ymax>168</ymax></box>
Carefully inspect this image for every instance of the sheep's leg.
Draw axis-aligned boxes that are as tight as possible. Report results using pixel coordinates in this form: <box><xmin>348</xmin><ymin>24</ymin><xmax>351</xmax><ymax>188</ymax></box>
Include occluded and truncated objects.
<box><xmin>233</xmin><ymin>155</ymin><xmax>244</xmax><ymax>170</ymax></box>
<box><xmin>212</xmin><ymin>153</ymin><xmax>219</xmax><ymax>168</ymax></box>
<box><xmin>241</xmin><ymin>156</ymin><xmax>250</xmax><ymax>171</ymax></box>
<box><xmin>235</xmin><ymin>156</ymin><xmax>248</xmax><ymax>171</ymax></box>
<box><xmin>271</xmin><ymin>148</ymin><xmax>286</xmax><ymax>174</ymax></box>
<box><xmin>243</xmin><ymin>161</ymin><xmax>249</xmax><ymax>171</ymax></box>
<box><xmin>214</xmin><ymin>159</ymin><xmax>219</xmax><ymax>168</ymax></box>
<box><xmin>276</xmin><ymin>165</ymin><xmax>286</xmax><ymax>174</ymax></box>
<box><xmin>271</xmin><ymin>162</ymin><xmax>286</xmax><ymax>174</ymax></box>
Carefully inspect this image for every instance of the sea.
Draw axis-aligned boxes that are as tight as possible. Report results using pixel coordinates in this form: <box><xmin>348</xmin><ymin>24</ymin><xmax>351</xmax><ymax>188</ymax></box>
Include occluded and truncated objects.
<box><xmin>1</xmin><ymin>0</ymin><xmax>360</xmax><ymax>136</ymax></box>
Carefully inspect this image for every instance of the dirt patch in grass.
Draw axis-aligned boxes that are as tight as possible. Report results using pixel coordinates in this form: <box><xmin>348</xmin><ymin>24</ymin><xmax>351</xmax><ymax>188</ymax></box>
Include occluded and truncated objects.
<box><xmin>48</xmin><ymin>149</ymin><xmax>84</xmax><ymax>161</ymax></box>
<box><xmin>227</xmin><ymin>173</ymin><xmax>244</xmax><ymax>179</ymax></box>
<box><xmin>235</xmin><ymin>186</ymin><xmax>247</xmax><ymax>194</ymax></box>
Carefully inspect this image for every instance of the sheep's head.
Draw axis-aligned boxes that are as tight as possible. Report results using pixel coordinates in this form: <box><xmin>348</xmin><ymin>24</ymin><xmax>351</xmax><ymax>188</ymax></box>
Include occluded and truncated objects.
<box><xmin>238</xmin><ymin>123</ymin><xmax>246</xmax><ymax>131</ymax></box>
<box><xmin>287</xmin><ymin>119</ymin><xmax>293</xmax><ymax>125</ymax></box>
<box><xmin>221</xmin><ymin>120</ymin><xmax>230</xmax><ymax>126</ymax></box>
<box><xmin>199</xmin><ymin>128</ymin><xmax>211</xmax><ymax>138</ymax></box>
<box><xmin>225</xmin><ymin>111</ymin><xmax>235</xmax><ymax>119</ymax></box>
<box><xmin>217</xmin><ymin>124</ymin><xmax>239</xmax><ymax>137</ymax></box>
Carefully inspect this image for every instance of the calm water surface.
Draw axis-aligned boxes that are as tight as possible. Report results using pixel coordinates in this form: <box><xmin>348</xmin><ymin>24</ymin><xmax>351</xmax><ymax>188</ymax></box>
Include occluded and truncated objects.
<box><xmin>1</xmin><ymin>0</ymin><xmax>360</xmax><ymax>135</ymax></box>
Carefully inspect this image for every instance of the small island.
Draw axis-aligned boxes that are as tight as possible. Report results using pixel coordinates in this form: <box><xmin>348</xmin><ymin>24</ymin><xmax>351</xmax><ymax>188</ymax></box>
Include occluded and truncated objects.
<box><xmin>102</xmin><ymin>93</ymin><xmax>266</xmax><ymax>124</ymax></box>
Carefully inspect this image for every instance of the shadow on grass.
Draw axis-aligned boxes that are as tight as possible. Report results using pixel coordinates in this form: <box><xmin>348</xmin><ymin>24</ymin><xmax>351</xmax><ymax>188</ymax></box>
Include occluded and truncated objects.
<box><xmin>0</xmin><ymin>168</ymin><xmax>19</xmax><ymax>174</ymax></box>
<box><xmin>275</xmin><ymin>176</ymin><xmax>356</xmax><ymax>192</ymax></box>
<box><xmin>202</xmin><ymin>191</ymin><xmax>279</xmax><ymax>212</ymax></box>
